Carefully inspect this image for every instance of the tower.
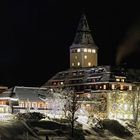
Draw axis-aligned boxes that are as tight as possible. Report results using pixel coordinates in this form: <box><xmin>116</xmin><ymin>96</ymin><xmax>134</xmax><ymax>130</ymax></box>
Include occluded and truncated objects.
<box><xmin>70</xmin><ymin>14</ymin><xmax>98</xmax><ymax>68</ymax></box>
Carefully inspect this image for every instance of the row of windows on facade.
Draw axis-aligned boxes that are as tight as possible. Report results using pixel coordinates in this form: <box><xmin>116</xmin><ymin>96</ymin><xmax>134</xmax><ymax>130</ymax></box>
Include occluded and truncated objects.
<box><xmin>57</xmin><ymin>68</ymin><xmax>106</xmax><ymax>78</ymax></box>
<box><xmin>74</xmin><ymin>55</ymin><xmax>89</xmax><ymax>60</ymax></box>
<box><xmin>51</xmin><ymin>81</ymin><xmax>132</xmax><ymax>91</ymax></box>
<box><xmin>72</xmin><ymin>62</ymin><xmax>92</xmax><ymax>66</ymax></box>
<box><xmin>71</xmin><ymin>48</ymin><xmax>96</xmax><ymax>53</ymax></box>
<box><xmin>19</xmin><ymin>102</ymin><xmax>45</xmax><ymax>108</ymax></box>
<box><xmin>54</xmin><ymin>77</ymin><xmax>125</xmax><ymax>85</ymax></box>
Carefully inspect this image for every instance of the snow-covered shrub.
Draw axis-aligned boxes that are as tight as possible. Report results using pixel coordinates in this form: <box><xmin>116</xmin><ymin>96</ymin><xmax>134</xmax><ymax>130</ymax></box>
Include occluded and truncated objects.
<box><xmin>97</xmin><ymin>119</ymin><xmax>133</xmax><ymax>138</ymax></box>
<box><xmin>15</xmin><ymin>112</ymin><xmax>45</xmax><ymax>121</ymax></box>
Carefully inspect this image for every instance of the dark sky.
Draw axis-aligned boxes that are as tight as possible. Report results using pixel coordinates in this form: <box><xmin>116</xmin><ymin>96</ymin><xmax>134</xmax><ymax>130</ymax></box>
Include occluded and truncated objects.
<box><xmin>1</xmin><ymin>0</ymin><xmax>140</xmax><ymax>87</ymax></box>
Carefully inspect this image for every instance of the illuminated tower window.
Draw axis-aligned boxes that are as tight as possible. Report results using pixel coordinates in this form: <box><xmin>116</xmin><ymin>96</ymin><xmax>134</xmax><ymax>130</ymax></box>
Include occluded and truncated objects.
<box><xmin>84</xmin><ymin>55</ymin><xmax>87</xmax><ymax>59</ymax></box>
<box><xmin>84</xmin><ymin>48</ymin><xmax>87</xmax><ymax>52</ymax></box>
<box><xmin>88</xmin><ymin>49</ymin><xmax>91</xmax><ymax>52</ymax></box>
<box><xmin>88</xmin><ymin>62</ymin><xmax>91</xmax><ymax>66</ymax></box>
<box><xmin>77</xmin><ymin>62</ymin><xmax>80</xmax><ymax>66</ymax></box>
<box><xmin>77</xmin><ymin>48</ymin><xmax>81</xmax><ymax>52</ymax></box>
<box><xmin>72</xmin><ymin>63</ymin><xmax>74</xmax><ymax>66</ymax></box>
<box><xmin>92</xmin><ymin>49</ymin><xmax>96</xmax><ymax>53</ymax></box>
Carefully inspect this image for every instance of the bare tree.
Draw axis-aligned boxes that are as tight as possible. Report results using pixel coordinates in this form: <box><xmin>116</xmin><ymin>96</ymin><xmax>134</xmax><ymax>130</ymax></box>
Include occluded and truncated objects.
<box><xmin>62</xmin><ymin>88</ymin><xmax>81</xmax><ymax>137</ymax></box>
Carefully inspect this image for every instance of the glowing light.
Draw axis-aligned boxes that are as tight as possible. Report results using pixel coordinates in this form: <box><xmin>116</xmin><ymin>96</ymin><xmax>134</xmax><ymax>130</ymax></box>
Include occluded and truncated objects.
<box><xmin>88</xmin><ymin>62</ymin><xmax>91</xmax><ymax>66</ymax></box>
<box><xmin>77</xmin><ymin>48</ymin><xmax>81</xmax><ymax>52</ymax></box>
<box><xmin>116</xmin><ymin>78</ymin><xmax>120</xmax><ymax>82</ymax></box>
<box><xmin>112</xmin><ymin>84</ymin><xmax>115</xmax><ymax>89</ymax></box>
<box><xmin>88</xmin><ymin>49</ymin><xmax>91</xmax><ymax>52</ymax></box>
<box><xmin>77</xmin><ymin>62</ymin><xmax>80</xmax><ymax>66</ymax></box>
<box><xmin>92</xmin><ymin>49</ymin><xmax>96</xmax><ymax>53</ymax></box>
<box><xmin>124</xmin><ymin>104</ymin><xmax>128</xmax><ymax>111</ymax></box>
<box><xmin>84</xmin><ymin>48</ymin><xmax>87</xmax><ymax>52</ymax></box>
<box><xmin>84</xmin><ymin>55</ymin><xmax>87</xmax><ymax>59</ymax></box>
<box><xmin>72</xmin><ymin>63</ymin><xmax>74</xmax><ymax>66</ymax></box>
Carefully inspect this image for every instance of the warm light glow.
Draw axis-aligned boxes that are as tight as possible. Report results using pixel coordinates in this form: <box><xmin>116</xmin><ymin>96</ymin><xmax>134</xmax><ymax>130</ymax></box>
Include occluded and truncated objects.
<box><xmin>72</xmin><ymin>63</ymin><xmax>74</xmax><ymax>66</ymax></box>
<box><xmin>116</xmin><ymin>78</ymin><xmax>120</xmax><ymax>82</ymax></box>
<box><xmin>120</xmin><ymin>84</ymin><xmax>123</xmax><ymax>90</ymax></box>
<box><xmin>84</xmin><ymin>55</ymin><xmax>87</xmax><ymax>59</ymax></box>
<box><xmin>86</xmin><ymin>104</ymin><xmax>90</xmax><ymax>107</ymax></box>
<box><xmin>112</xmin><ymin>84</ymin><xmax>115</xmax><ymax>89</ymax></box>
<box><xmin>60</xmin><ymin>82</ymin><xmax>63</xmax><ymax>85</ymax></box>
<box><xmin>121</xmin><ymin>79</ymin><xmax>124</xmax><ymax>82</ymax></box>
<box><xmin>77</xmin><ymin>62</ymin><xmax>80</xmax><ymax>66</ymax></box>
<box><xmin>88</xmin><ymin>49</ymin><xmax>91</xmax><ymax>52</ymax></box>
<box><xmin>84</xmin><ymin>48</ymin><xmax>87</xmax><ymax>52</ymax></box>
<box><xmin>88</xmin><ymin>62</ymin><xmax>91</xmax><ymax>66</ymax></box>
<box><xmin>77</xmin><ymin>48</ymin><xmax>81</xmax><ymax>52</ymax></box>
<box><xmin>87</xmin><ymin>94</ymin><xmax>91</xmax><ymax>98</ymax></box>
<box><xmin>92</xmin><ymin>49</ymin><xmax>96</xmax><ymax>53</ymax></box>
<box><xmin>103</xmin><ymin>85</ymin><xmax>106</xmax><ymax>89</ymax></box>
<box><xmin>124</xmin><ymin>104</ymin><xmax>128</xmax><ymax>111</ymax></box>
<box><xmin>129</xmin><ymin>86</ymin><xmax>132</xmax><ymax>90</ymax></box>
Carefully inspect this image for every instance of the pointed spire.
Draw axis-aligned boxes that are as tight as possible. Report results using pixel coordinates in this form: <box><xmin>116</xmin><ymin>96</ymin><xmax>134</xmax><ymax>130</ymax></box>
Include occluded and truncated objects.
<box><xmin>77</xmin><ymin>13</ymin><xmax>90</xmax><ymax>32</ymax></box>
<box><xmin>72</xmin><ymin>13</ymin><xmax>95</xmax><ymax>47</ymax></box>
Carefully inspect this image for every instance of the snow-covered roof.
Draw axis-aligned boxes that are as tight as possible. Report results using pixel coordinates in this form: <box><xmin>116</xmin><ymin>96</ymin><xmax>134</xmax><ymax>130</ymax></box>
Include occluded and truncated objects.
<box><xmin>0</xmin><ymin>86</ymin><xmax>53</xmax><ymax>102</ymax></box>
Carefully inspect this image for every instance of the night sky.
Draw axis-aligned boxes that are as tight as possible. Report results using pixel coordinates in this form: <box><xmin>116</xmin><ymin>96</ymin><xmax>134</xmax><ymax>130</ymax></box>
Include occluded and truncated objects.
<box><xmin>1</xmin><ymin>1</ymin><xmax>140</xmax><ymax>87</ymax></box>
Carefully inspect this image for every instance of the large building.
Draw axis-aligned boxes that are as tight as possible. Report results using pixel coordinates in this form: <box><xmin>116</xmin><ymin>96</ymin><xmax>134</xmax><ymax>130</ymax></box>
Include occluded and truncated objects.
<box><xmin>0</xmin><ymin>14</ymin><xmax>140</xmax><ymax>121</ymax></box>
<box><xmin>43</xmin><ymin>14</ymin><xmax>140</xmax><ymax>119</ymax></box>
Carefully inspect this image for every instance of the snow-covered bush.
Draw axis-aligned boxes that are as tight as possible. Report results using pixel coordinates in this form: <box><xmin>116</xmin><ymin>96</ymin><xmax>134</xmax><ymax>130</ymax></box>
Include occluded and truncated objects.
<box><xmin>15</xmin><ymin>112</ymin><xmax>45</xmax><ymax>121</ymax></box>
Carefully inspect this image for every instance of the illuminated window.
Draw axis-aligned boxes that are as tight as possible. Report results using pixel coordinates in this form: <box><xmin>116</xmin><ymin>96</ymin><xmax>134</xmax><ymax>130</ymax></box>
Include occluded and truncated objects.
<box><xmin>84</xmin><ymin>48</ymin><xmax>87</xmax><ymax>52</ymax></box>
<box><xmin>60</xmin><ymin>82</ymin><xmax>63</xmax><ymax>85</ymax></box>
<box><xmin>75</xmin><ymin>56</ymin><xmax>77</xmax><ymax>59</ymax></box>
<box><xmin>87</xmin><ymin>94</ymin><xmax>91</xmax><ymax>98</ymax></box>
<box><xmin>103</xmin><ymin>85</ymin><xmax>106</xmax><ymax>89</ymax></box>
<box><xmin>120</xmin><ymin>85</ymin><xmax>123</xmax><ymax>90</ymax></box>
<box><xmin>88</xmin><ymin>62</ymin><xmax>91</xmax><ymax>66</ymax></box>
<box><xmin>121</xmin><ymin>79</ymin><xmax>124</xmax><ymax>82</ymax></box>
<box><xmin>72</xmin><ymin>63</ymin><xmax>74</xmax><ymax>66</ymax></box>
<box><xmin>116</xmin><ymin>78</ymin><xmax>120</xmax><ymax>82</ymax></box>
<box><xmin>77</xmin><ymin>62</ymin><xmax>80</xmax><ymax>66</ymax></box>
<box><xmin>88</xmin><ymin>49</ymin><xmax>91</xmax><ymax>52</ymax></box>
<box><xmin>129</xmin><ymin>86</ymin><xmax>132</xmax><ymax>90</ymax></box>
<box><xmin>124</xmin><ymin>104</ymin><xmax>128</xmax><ymax>111</ymax></box>
<box><xmin>86</xmin><ymin>104</ymin><xmax>90</xmax><ymax>107</ymax></box>
<box><xmin>112</xmin><ymin>84</ymin><xmax>115</xmax><ymax>90</ymax></box>
<box><xmin>84</xmin><ymin>55</ymin><xmax>87</xmax><ymax>59</ymax></box>
<box><xmin>92</xmin><ymin>49</ymin><xmax>96</xmax><ymax>53</ymax></box>
<box><xmin>21</xmin><ymin>102</ymin><xmax>24</xmax><ymax>107</ymax></box>
<box><xmin>77</xmin><ymin>48</ymin><xmax>80</xmax><ymax>52</ymax></box>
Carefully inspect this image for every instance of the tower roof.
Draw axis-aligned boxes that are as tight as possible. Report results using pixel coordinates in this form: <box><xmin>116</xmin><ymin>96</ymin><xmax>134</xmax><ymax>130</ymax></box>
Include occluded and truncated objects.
<box><xmin>71</xmin><ymin>13</ymin><xmax>96</xmax><ymax>48</ymax></box>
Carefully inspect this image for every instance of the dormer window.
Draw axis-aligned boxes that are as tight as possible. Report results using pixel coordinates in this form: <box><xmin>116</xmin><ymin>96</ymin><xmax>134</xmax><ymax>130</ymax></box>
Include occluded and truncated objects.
<box><xmin>116</xmin><ymin>78</ymin><xmax>120</xmax><ymax>82</ymax></box>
